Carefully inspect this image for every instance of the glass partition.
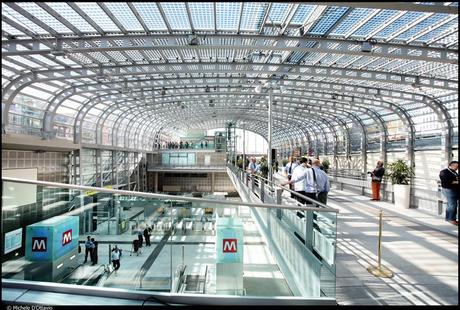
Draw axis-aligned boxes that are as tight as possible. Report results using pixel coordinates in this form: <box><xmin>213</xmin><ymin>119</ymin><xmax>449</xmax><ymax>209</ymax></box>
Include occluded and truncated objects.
<box><xmin>2</xmin><ymin>177</ymin><xmax>337</xmax><ymax>302</ymax></box>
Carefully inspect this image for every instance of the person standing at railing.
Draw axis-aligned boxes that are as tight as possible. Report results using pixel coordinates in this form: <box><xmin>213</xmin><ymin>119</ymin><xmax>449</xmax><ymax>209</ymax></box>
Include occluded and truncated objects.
<box><xmin>368</xmin><ymin>160</ymin><xmax>385</xmax><ymax>201</ymax></box>
<box><xmin>247</xmin><ymin>157</ymin><xmax>258</xmax><ymax>175</ymax></box>
<box><xmin>281</xmin><ymin>161</ymin><xmax>317</xmax><ymax>203</ymax></box>
<box><xmin>284</xmin><ymin>156</ymin><xmax>298</xmax><ymax>198</ymax></box>
<box><xmin>312</xmin><ymin>159</ymin><xmax>330</xmax><ymax>204</ymax></box>
<box><xmin>439</xmin><ymin>161</ymin><xmax>459</xmax><ymax>226</ymax></box>
<box><xmin>291</xmin><ymin>157</ymin><xmax>308</xmax><ymax>204</ymax></box>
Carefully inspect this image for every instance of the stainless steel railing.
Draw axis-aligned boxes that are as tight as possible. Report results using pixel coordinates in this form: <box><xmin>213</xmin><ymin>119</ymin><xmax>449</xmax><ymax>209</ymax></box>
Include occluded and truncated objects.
<box><xmin>2</xmin><ymin>177</ymin><xmax>338</xmax><ymax>213</ymax></box>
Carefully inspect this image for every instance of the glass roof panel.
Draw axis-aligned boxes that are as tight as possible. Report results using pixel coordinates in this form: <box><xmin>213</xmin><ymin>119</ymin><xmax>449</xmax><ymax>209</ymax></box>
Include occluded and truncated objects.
<box><xmin>330</xmin><ymin>8</ymin><xmax>375</xmax><ymax>36</ymax></box>
<box><xmin>75</xmin><ymin>2</ymin><xmax>120</xmax><ymax>32</ymax></box>
<box><xmin>2</xmin><ymin>4</ymin><xmax>49</xmax><ymax>35</ymax></box>
<box><xmin>268</xmin><ymin>3</ymin><xmax>290</xmax><ymax>24</ymax></box>
<box><xmin>435</xmin><ymin>32</ymin><xmax>458</xmax><ymax>46</ymax></box>
<box><xmin>416</xmin><ymin>19</ymin><xmax>457</xmax><ymax>42</ymax></box>
<box><xmin>291</xmin><ymin>4</ymin><xmax>315</xmax><ymax>24</ymax></box>
<box><xmin>29</xmin><ymin>55</ymin><xmax>61</xmax><ymax>67</ymax></box>
<box><xmin>45</xmin><ymin>2</ymin><xmax>96</xmax><ymax>33</ymax></box>
<box><xmin>240</xmin><ymin>3</ymin><xmax>267</xmax><ymax>31</ymax></box>
<box><xmin>7</xmin><ymin>56</ymin><xmax>42</xmax><ymax>68</ymax></box>
<box><xmin>374</xmin><ymin>11</ymin><xmax>425</xmax><ymax>38</ymax></box>
<box><xmin>189</xmin><ymin>2</ymin><xmax>214</xmax><ymax>30</ymax></box>
<box><xmin>395</xmin><ymin>13</ymin><xmax>448</xmax><ymax>41</ymax></box>
<box><xmin>16</xmin><ymin>2</ymin><xmax>72</xmax><ymax>33</ymax></box>
<box><xmin>2</xmin><ymin>20</ymin><xmax>25</xmax><ymax>36</ymax></box>
<box><xmin>353</xmin><ymin>9</ymin><xmax>399</xmax><ymax>37</ymax></box>
<box><xmin>308</xmin><ymin>6</ymin><xmax>349</xmax><ymax>35</ymax></box>
<box><xmin>105</xmin><ymin>2</ymin><xmax>144</xmax><ymax>31</ymax></box>
<box><xmin>133</xmin><ymin>3</ymin><xmax>167</xmax><ymax>31</ymax></box>
<box><xmin>161</xmin><ymin>2</ymin><xmax>191</xmax><ymax>30</ymax></box>
<box><xmin>217</xmin><ymin>2</ymin><xmax>241</xmax><ymax>30</ymax></box>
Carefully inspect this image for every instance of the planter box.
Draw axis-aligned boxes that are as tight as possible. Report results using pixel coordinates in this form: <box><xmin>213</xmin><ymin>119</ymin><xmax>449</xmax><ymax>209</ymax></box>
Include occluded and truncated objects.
<box><xmin>393</xmin><ymin>184</ymin><xmax>411</xmax><ymax>209</ymax></box>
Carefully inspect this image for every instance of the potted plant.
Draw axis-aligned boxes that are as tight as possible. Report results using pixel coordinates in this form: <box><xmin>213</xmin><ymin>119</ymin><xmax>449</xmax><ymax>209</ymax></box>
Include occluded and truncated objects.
<box><xmin>281</xmin><ymin>158</ymin><xmax>288</xmax><ymax>167</ymax></box>
<box><xmin>322</xmin><ymin>158</ymin><xmax>330</xmax><ymax>174</ymax></box>
<box><xmin>386</xmin><ymin>159</ymin><xmax>414</xmax><ymax>208</ymax></box>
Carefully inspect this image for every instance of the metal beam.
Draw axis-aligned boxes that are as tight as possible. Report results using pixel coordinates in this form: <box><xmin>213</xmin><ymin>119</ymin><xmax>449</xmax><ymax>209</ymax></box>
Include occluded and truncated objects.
<box><xmin>310</xmin><ymin>2</ymin><xmax>458</xmax><ymax>15</ymax></box>
<box><xmin>4</xmin><ymin>34</ymin><xmax>457</xmax><ymax>64</ymax></box>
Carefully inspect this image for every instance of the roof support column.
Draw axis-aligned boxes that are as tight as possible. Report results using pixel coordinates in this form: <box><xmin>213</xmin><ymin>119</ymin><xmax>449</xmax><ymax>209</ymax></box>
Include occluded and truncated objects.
<box><xmin>268</xmin><ymin>88</ymin><xmax>273</xmax><ymax>182</ymax></box>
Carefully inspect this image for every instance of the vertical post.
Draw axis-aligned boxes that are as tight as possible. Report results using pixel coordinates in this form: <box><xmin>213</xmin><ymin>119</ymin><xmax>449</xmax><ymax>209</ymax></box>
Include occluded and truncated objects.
<box><xmin>268</xmin><ymin>88</ymin><xmax>273</xmax><ymax>182</ymax></box>
<box><xmin>305</xmin><ymin>210</ymin><xmax>314</xmax><ymax>250</ymax></box>
<box><xmin>108</xmin><ymin>244</ymin><xmax>112</xmax><ymax>266</ymax></box>
<box><xmin>211</xmin><ymin>172</ymin><xmax>215</xmax><ymax>193</ymax></box>
<box><xmin>182</xmin><ymin>245</ymin><xmax>185</xmax><ymax>266</ymax></box>
<box><xmin>276</xmin><ymin>188</ymin><xmax>283</xmax><ymax>220</ymax></box>
<box><xmin>243</xmin><ymin>127</ymin><xmax>246</xmax><ymax>172</ymax></box>
<box><xmin>378</xmin><ymin>210</ymin><xmax>383</xmax><ymax>269</ymax></box>
<box><xmin>260</xmin><ymin>180</ymin><xmax>265</xmax><ymax>202</ymax></box>
<box><xmin>234</xmin><ymin>134</ymin><xmax>238</xmax><ymax>168</ymax></box>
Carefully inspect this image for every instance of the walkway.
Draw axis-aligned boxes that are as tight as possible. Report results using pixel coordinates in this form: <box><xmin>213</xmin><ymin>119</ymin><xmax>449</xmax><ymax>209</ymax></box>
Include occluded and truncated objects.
<box><xmin>273</xmin><ymin>172</ymin><xmax>458</xmax><ymax>305</ymax></box>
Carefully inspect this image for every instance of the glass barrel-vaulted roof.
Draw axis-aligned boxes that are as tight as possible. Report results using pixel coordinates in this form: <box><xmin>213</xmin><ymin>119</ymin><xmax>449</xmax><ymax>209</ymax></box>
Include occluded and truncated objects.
<box><xmin>1</xmin><ymin>2</ymin><xmax>458</xmax><ymax>153</ymax></box>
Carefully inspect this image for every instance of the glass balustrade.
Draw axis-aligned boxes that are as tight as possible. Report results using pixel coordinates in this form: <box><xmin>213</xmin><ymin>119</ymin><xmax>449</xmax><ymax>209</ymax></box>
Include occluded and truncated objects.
<box><xmin>2</xmin><ymin>177</ymin><xmax>337</xmax><ymax>302</ymax></box>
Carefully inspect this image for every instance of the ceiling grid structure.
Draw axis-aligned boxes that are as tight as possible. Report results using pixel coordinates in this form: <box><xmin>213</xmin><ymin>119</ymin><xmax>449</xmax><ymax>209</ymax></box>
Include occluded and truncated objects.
<box><xmin>1</xmin><ymin>1</ymin><xmax>458</xmax><ymax>166</ymax></box>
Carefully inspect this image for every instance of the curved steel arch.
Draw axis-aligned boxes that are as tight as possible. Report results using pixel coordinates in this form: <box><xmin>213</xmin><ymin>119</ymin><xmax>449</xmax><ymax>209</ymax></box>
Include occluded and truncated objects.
<box><xmin>69</xmin><ymin>86</ymin><xmax>387</xmax><ymax>162</ymax></box>
<box><xmin>3</xmin><ymin>60</ymin><xmax>455</xmax><ymax>129</ymax></box>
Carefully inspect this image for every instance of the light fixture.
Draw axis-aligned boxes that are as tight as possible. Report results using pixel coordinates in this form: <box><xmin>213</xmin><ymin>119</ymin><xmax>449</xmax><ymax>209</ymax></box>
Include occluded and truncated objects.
<box><xmin>361</xmin><ymin>41</ymin><xmax>373</xmax><ymax>52</ymax></box>
<box><xmin>255</xmin><ymin>85</ymin><xmax>262</xmax><ymax>93</ymax></box>
<box><xmin>188</xmin><ymin>34</ymin><xmax>200</xmax><ymax>46</ymax></box>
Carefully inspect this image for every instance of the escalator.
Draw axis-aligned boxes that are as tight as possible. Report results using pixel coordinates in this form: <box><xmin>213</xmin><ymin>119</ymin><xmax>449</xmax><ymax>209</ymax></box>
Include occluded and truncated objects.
<box><xmin>60</xmin><ymin>263</ymin><xmax>109</xmax><ymax>286</ymax></box>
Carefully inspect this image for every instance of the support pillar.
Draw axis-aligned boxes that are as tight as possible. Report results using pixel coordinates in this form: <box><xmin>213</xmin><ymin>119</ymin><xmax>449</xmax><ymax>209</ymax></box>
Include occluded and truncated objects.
<box><xmin>268</xmin><ymin>88</ymin><xmax>273</xmax><ymax>182</ymax></box>
<box><xmin>211</xmin><ymin>172</ymin><xmax>215</xmax><ymax>193</ymax></box>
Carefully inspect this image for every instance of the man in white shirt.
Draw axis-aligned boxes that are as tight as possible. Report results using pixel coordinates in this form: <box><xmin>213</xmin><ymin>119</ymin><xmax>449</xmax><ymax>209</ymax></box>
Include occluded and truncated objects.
<box><xmin>284</xmin><ymin>156</ymin><xmax>298</xmax><ymax>198</ymax></box>
<box><xmin>291</xmin><ymin>157</ymin><xmax>308</xmax><ymax>204</ymax></box>
<box><xmin>311</xmin><ymin>159</ymin><xmax>330</xmax><ymax>204</ymax></box>
<box><xmin>247</xmin><ymin>157</ymin><xmax>258</xmax><ymax>175</ymax></box>
<box><xmin>282</xmin><ymin>159</ymin><xmax>317</xmax><ymax>204</ymax></box>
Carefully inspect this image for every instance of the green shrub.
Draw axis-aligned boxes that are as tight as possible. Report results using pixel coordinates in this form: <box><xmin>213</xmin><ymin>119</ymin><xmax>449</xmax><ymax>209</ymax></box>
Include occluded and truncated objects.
<box><xmin>386</xmin><ymin>159</ymin><xmax>414</xmax><ymax>185</ymax></box>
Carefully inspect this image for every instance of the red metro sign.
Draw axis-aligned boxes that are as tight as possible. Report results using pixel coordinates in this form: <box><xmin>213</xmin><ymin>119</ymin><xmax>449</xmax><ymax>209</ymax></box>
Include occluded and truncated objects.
<box><xmin>62</xmin><ymin>229</ymin><xmax>72</xmax><ymax>246</ymax></box>
<box><xmin>223</xmin><ymin>238</ymin><xmax>237</xmax><ymax>253</ymax></box>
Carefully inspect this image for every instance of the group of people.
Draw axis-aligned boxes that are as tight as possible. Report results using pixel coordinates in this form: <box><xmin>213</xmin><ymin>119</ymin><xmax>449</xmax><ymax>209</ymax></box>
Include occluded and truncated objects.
<box><xmin>84</xmin><ymin>235</ymin><xmax>123</xmax><ymax>271</ymax></box>
<box><xmin>83</xmin><ymin>236</ymin><xmax>98</xmax><ymax>265</ymax></box>
<box><xmin>367</xmin><ymin>159</ymin><xmax>458</xmax><ymax>226</ymax></box>
<box><xmin>136</xmin><ymin>225</ymin><xmax>152</xmax><ymax>248</ymax></box>
<box><xmin>281</xmin><ymin>156</ymin><xmax>330</xmax><ymax>205</ymax></box>
<box><xmin>164</xmin><ymin>141</ymin><xmax>208</xmax><ymax>149</ymax></box>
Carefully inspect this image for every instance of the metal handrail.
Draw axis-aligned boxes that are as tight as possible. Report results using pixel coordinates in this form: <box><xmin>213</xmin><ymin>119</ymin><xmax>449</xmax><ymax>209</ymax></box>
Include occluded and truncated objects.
<box><xmin>228</xmin><ymin>165</ymin><xmax>334</xmax><ymax>210</ymax></box>
<box><xmin>2</xmin><ymin>278</ymin><xmax>335</xmax><ymax>305</ymax></box>
<box><xmin>2</xmin><ymin>177</ymin><xmax>338</xmax><ymax>213</ymax></box>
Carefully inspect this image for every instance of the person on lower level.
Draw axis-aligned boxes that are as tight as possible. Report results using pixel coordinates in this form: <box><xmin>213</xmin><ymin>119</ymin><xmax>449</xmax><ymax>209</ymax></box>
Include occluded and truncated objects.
<box><xmin>84</xmin><ymin>236</ymin><xmax>93</xmax><ymax>263</ymax></box>
<box><xmin>439</xmin><ymin>161</ymin><xmax>459</xmax><ymax>226</ymax></box>
<box><xmin>369</xmin><ymin>160</ymin><xmax>385</xmax><ymax>201</ymax></box>
<box><xmin>111</xmin><ymin>246</ymin><xmax>121</xmax><ymax>271</ymax></box>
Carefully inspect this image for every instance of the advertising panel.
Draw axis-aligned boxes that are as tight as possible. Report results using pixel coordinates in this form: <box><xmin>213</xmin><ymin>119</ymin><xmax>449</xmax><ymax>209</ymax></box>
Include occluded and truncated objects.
<box><xmin>4</xmin><ymin>228</ymin><xmax>23</xmax><ymax>254</ymax></box>
<box><xmin>26</xmin><ymin>216</ymin><xmax>79</xmax><ymax>262</ymax></box>
<box><xmin>216</xmin><ymin>217</ymin><xmax>243</xmax><ymax>264</ymax></box>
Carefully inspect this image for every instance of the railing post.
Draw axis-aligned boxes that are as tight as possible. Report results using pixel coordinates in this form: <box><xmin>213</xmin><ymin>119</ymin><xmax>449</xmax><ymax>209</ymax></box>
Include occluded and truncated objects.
<box><xmin>304</xmin><ymin>209</ymin><xmax>314</xmax><ymax>250</ymax></box>
<box><xmin>276</xmin><ymin>188</ymin><xmax>283</xmax><ymax>220</ymax></box>
<box><xmin>251</xmin><ymin>176</ymin><xmax>255</xmax><ymax>192</ymax></box>
<box><xmin>260</xmin><ymin>180</ymin><xmax>265</xmax><ymax>202</ymax></box>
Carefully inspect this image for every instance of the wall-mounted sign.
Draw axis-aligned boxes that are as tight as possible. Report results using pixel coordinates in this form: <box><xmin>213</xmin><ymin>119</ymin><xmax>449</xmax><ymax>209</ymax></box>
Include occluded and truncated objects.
<box><xmin>4</xmin><ymin>228</ymin><xmax>22</xmax><ymax>254</ymax></box>
<box><xmin>223</xmin><ymin>238</ymin><xmax>237</xmax><ymax>253</ymax></box>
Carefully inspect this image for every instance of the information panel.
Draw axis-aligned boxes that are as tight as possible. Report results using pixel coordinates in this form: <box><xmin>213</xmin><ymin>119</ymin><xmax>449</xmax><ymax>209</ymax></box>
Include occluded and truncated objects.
<box><xmin>4</xmin><ymin>228</ymin><xmax>22</xmax><ymax>254</ymax></box>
